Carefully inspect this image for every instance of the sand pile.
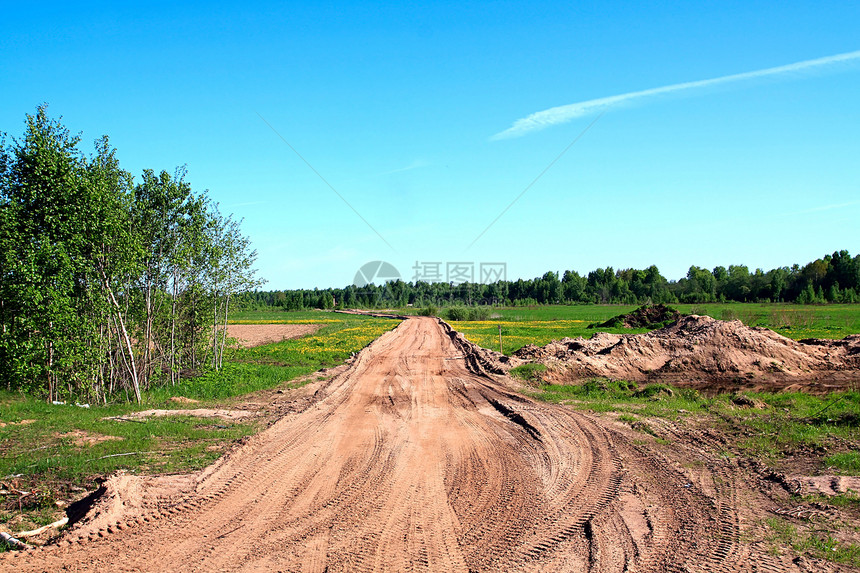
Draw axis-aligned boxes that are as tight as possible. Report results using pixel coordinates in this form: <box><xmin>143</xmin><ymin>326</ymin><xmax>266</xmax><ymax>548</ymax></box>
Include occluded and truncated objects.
<box><xmin>514</xmin><ymin>315</ymin><xmax>860</xmax><ymax>391</ymax></box>
<box><xmin>589</xmin><ymin>304</ymin><xmax>681</xmax><ymax>329</ymax></box>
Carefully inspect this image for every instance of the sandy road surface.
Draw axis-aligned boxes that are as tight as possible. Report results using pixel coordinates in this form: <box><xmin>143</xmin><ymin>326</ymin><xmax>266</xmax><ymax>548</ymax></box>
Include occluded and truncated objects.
<box><xmin>5</xmin><ymin>318</ymin><xmax>806</xmax><ymax>572</ymax></box>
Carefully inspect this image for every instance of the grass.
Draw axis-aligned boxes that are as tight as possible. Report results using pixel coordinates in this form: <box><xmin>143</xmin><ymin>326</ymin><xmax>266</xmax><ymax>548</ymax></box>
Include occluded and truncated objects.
<box><xmin>151</xmin><ymin>315</ymin><xmax>397</xmax><ymax>401</ymax></box>
<box><xmin>0</xmin><ymin>312</ymin><xmax>400</xmax><ymax>535</ymax></box>
<box><xmin>721</xmin><ymin>391</ymin><xmax>860</xmax><ymax>461</ymax></box>
<box><xmin>802</xmin><ymin>491</ymin><xmax>860</xmax><ymax>510</ymax></box>
<box><xmin>530</xmin><ymin>379</ymin><xmax>710</xmax><ymax>418</ymax></box>
<box><xmin>509</xmin><ymin>363</ymin><xmax>548</xmax><ymax>383</ymax></box>
<box><xmin>824</xmin><ymin>452</ymin><xmax>860</xmax><ymax>473</ymax></box>
<box><xmin>530</xmin><ymin>380</ymin><xmax>860</xmax><ymax>467</ymax></box>
<box><xmin>765</xmin><ymin>517</ymin><xmax>860</xmax><ymax>567</ymax></box>
<box><xmin>0</xmin><ymin>406</ymin><xmax>256</xmax><ymax>481</ymax></box>
<box><xmin>0</xmin><ymin>393</ymin><xmax>260</xmax><ymax>531</ymax></box>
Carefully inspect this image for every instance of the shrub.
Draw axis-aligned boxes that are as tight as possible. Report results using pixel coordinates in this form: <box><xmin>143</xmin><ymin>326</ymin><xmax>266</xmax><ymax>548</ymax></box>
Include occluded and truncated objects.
<box><xmin>445</xmin><ymin>306</ymin><xmax>491</xmax><ymax>321</ymax></box>
<box><xmin>418</xmin><ymin>305</ymin><xmax>438</xmax><ymax>317</ymax></box>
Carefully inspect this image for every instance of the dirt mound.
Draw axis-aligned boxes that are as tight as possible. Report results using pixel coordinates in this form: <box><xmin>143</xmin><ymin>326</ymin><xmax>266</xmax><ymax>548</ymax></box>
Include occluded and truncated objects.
<box><xmin>514</xmin><ymin>315</ymin><xmax>860</xmax><ymax>391</ymax></box>
<box><xmin>437</xmin><ymin>318</ymin><xmax>511</xmax><ymax>375</ymax></box>
<box><xmin>792</xmin><ymin>475</ymin><xmax>860</xmax><ymax>497</ymax></box>
<box><xmin>61</xmin><ymin>471</ymin><xmax>197</xmax><ymax>540</ymax></box>
<box><xmin>56</xmin><ymin>431</ymin><xmax>123</xmax><ymax>447</ymax></box>
<box><xmin>590</xmin><ymin>303</ymin><xmax>681</xmax><ymax>329</ymax></box>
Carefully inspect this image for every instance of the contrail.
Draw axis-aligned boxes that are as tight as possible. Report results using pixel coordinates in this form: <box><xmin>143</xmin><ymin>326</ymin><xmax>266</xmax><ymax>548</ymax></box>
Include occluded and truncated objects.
<box><xmin>492</xmin><ymin>50</ymin><xmax>860</xmax><ymax>140</ymax></box>
<box><xmin>783</xmin><ymin>200</ymin><xmax>860</xmax><ymax>216</ymax></box>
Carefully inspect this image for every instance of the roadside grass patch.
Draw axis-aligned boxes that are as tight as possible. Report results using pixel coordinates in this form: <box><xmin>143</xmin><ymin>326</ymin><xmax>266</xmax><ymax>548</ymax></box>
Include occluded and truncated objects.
<box><xmin>533</xmin><ymin>382</ymin><xmax>860</xmax><ymax>475</ymax></box>
<box><xmin>509</xmin><ymin>363</ymin><xmax>547</xmax><ymax>383</ymax></box>
<box><xmin>765</xmin><ymin>517</ymin><xmax>860</xmax><ymax>567</ymax></box>
<box><xmin>801</xmin><ymin>492</ymin><xmax>860</xmax><ymax>511</ymax></box>
<box><xmin>716</xmin><ymin>391</ymin><xmax>860</xmax><ymax>461</ymax></box>
<box><xmin>530</xmin><ymin>379</ymin><xmax>709</xmax><ymax>418</ymax></box>
<box><xmin>0</xmin><ymin>394</ymin><xmax>260</xmax><ymax>481</ymax></box>
<box><xmin>824</xmin><ymin>452</ymin><xmax>860</xmax><ymax>473</ymax></box>
<box><xmin>0</xmin><ymin>392</ymin><xmax>259</xmax><ymax>531</ymax></box>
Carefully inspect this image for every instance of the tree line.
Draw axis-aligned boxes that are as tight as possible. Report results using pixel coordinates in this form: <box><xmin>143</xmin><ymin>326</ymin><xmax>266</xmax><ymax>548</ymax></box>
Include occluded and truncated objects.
<box><xmin>243</xmin><ymin>251</ymin><xmax>860</xmax><ymax>311</ymax></box>
<box><xmin>0</xmin><ymin>106</ymin><xmax>262</xmax><ymax>402</ymax></box>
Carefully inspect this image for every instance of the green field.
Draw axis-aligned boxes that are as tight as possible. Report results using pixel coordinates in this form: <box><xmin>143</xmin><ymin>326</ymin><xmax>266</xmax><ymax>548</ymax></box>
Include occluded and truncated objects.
<box><xmin>229</xmin><ymin>303</ymin><xmax>860</xmax><ymax>355</ymax></box>
<box><xmin>437</xmin><ymin>303</ymin><xmax>860</xmax><ymax>354</ymax></box>
<box><xmin>226</xmin><ymin>309</ymin><xmax>343</xmax><ymax>323</ymax></box>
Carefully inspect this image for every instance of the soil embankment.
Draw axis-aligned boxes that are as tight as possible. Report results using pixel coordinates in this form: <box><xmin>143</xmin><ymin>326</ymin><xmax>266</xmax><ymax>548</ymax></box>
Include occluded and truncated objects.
<box><xmin>515</xmin><ymin>315</ymin><xmax>860</xmax><ymax>393</ymax></box>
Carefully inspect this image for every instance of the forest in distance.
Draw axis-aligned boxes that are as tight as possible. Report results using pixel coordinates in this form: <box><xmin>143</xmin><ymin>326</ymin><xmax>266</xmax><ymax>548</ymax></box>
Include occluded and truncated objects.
<box><xmin>247</xmin><ymin>250</ymin><xmax>860</xmax><ymax>311</ymax></box>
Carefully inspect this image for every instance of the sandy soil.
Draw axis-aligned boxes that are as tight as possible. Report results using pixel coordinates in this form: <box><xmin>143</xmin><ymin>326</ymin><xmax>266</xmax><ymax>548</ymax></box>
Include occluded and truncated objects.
<box><xmin>122</xmin><ymin>408</ymin><xmax>256</xmax><ymax>421</ymax></box>
<box><xmin>514</xmin><ymin>315</ymin><xmax>860</xmax><ymax>393</ymax></box>
<box><xmin>226</xmin><ymin>323</ymin><xmax>320</xmax><ymax>347</ymax></box>
<box><xmin>2</xmin><ymin>317</ymin><xmax>843</xmax><ymax>571</ymax></box>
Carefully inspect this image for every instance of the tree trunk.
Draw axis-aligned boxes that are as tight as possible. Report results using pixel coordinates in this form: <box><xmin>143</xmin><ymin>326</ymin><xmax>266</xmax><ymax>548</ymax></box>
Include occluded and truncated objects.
<box><xmin>102</xmin><ymin>270</ymin><xmax>141</xmax><ymax>403</ymax></box>
<box><xmin>211</xmin><ymin>288</ymin><xmax>219</xmax><ymax>369</ymax></box>
<box><xmin>170</xmin><ymin>268</ymin><xmax>178</xmax><ymax>385</ymax></box>
<box><xmin>218</xmin><ymin>290</ymin><xmax>231</xmax><ymax>370</ymax></box>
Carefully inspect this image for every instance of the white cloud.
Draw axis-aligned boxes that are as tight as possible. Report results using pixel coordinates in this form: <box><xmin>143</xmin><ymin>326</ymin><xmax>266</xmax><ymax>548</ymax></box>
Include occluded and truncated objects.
<box><xmin>492</xmin><ymin>50</ymin><xmax>860</xmax><ymax>140</ymax></box>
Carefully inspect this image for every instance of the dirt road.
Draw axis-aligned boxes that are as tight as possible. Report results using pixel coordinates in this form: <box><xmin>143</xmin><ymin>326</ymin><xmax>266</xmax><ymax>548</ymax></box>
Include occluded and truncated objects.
<box><xmin>4</xmin><ymin>318</ymin><xmax>809</xmax><ymax>572</ymax></box>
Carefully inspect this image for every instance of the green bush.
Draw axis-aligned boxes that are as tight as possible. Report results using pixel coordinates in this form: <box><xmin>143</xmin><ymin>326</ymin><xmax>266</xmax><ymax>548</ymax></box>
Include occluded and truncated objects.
<box><xmin>445</xmin><ymin>307</ymin><xmax>491</xmax><ymax>321</ymax></box>
<box><xmin>418</xmin><ymin>305</ymin><xmax>438</xmax><ymax>317</ymax></box>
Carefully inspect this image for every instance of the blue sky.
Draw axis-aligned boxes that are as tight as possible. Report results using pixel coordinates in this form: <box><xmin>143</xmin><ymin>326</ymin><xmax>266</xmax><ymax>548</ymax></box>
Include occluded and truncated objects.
<box><xmin>2</xmin><ymin>1</ymin><xmax>859</xmax><ymax>289</ymax></box>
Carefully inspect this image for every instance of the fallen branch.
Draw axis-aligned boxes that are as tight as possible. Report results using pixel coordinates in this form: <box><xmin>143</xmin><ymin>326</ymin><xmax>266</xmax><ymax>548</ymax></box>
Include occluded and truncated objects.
<box><xmin>0</xmin><ymin>531</ymin><xmax>31</xmax><ymax>549</ymax></box>
<box><xmin>103</xmin><ymin>415</ymin><xmax>147</xmax><ymax>424</ymax></box>
<box><xmin>86</xmin><ymin>451</ymin><xmax>145</xmax><ymax>462</ymax></box>
<box><xmin>17</xmin><ymin>517</ymin><xmax>69</xmax><ymax>538</ymax></box>
<box><xmin>0</xmin><ymin>487</ymin><xmax>31</xmax><ymax>496</ymax></box>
